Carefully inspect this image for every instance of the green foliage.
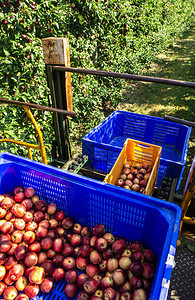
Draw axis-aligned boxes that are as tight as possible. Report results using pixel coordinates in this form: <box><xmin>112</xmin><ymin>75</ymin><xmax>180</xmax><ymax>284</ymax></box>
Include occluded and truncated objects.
<box><xmin>0</xmin><ymin>0</ymin><xmax>194</xmax><ymax>161</ymax></box>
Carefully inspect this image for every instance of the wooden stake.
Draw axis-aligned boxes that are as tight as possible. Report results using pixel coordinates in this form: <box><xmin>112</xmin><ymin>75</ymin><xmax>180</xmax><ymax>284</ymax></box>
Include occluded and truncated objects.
<box><xmin>41</xmin><ymin>37</ymin><xmax>73</xmax><ymax>112</ymax></box>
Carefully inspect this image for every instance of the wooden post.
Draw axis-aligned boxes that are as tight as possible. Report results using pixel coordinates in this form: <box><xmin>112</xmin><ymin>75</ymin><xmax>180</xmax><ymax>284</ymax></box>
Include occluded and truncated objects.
<box><xmin>41</xmin><ymin>37</ymin><xmax>73</xmax><ymax>112</ymax></box>
<box><xmin>41</xmin><ymin>37</ymin><xmax>73</xmax><ymax>162</ymax></box>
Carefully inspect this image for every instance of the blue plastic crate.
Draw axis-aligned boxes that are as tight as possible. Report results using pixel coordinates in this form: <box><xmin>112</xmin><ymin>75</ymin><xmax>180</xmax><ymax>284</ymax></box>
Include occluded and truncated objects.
<box><xmin>0</xmin><ymin>153</ymin><xmax>182</xmax><ymax>300</ymax></box>
<box><xmin>82</xmin><ymin>111</ymin><xmax>191</xmax><ymax>190</ymax></box>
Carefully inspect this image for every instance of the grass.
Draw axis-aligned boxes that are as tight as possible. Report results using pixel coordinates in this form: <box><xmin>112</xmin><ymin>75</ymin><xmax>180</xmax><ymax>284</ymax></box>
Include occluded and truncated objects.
<box><xmin>117</xmin><ymin>27</ymin><xmax>195</xmax><ymax>193</ymax></box>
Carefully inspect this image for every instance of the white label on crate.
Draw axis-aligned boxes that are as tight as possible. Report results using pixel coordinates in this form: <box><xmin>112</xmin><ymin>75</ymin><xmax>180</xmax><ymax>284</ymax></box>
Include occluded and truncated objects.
<box><xmin>161</xmin><ymin>278</ymin><xmax>170</xmax><ymax>289</ymax></box>
<box><xmin>166</xmin><ymin>254</ymin><xmax>176</xmax><ymax>268</ymax></box>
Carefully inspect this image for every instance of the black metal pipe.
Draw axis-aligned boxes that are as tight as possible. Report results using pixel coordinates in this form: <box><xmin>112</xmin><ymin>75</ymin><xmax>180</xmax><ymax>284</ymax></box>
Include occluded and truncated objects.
<box><xmin>52</xmin><ymin>66</ymin><xmax>195</xmax><ymax>88</ymax></box>
<box><xmin>164</xmin><ymin>115</ymin><xmax>195</xmax><ymax>128</ymax></box>
<box><xmin>0</xmin><ymin>98</ymin><xmax>77</xmax><ymax>117</ymax></box>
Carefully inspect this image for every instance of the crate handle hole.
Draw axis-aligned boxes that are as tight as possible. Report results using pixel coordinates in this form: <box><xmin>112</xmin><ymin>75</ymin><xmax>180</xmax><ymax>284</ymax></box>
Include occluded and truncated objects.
<box><xmin>138</xmin><ymin>143</ymin><xmax>150</xmax><ymax>148</ymax></box>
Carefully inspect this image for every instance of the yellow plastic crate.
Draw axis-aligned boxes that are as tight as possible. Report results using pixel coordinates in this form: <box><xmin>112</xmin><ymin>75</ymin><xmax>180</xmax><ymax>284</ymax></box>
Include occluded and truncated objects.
<box><xmin>104</xmin><ymin>138</ymin><xmax>162</xmax><ymax>196</ymax></box>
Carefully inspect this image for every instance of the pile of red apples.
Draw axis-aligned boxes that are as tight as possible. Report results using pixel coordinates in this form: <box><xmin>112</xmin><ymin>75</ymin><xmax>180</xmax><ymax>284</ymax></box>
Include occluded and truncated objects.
<box><xmin>116</xmin><ymin>162</ymin><xmax>152</xmax><ymax>193</ymax></box>
<box><xmin>0</xmin><ymin>186</ymin><xmax>156</xmax><ymax>300</ymax></box>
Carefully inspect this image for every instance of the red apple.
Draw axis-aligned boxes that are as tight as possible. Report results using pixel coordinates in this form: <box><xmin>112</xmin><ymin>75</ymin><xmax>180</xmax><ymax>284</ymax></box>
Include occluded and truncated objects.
<box><xmin>62</xmin><ymin>243</ymin><xmax>73</xmax><ymax>256</ymax></box>
<box><xmin>77</xmin><ymin>290</ymin><xmax>90</xmax><ymax>300</ymax></box>
<box><xmin>40</xmin><ymin>277</ymin><xmax>54</xmax><ymax>293</ymax></box>
<box><xmin>62</xmin><ymin>217</ymin><xmax>74</xmax><ymax>229</ymax></box>
<box><xmin>34</xmin><ymin>211</ymin><xmax>44</xmax><ymax>223</ymax></box>
<box><xmin>1</xmin><ymin>222</ymin><xmax>14</xmax><ymax>235</ymax></box>
<box><xmin>24</xmin><ymin>283</ymin><xmax>39</xmax><ymax>298</ymax></box>
<box><xmin>14</xmin><ymin>186</ymin><xmax>24</xmax><ymax>195</ymax></box>
<box><xmin>90</xmin><ymin>250</ymin><xmax>102</xmax><ymax>265</ymax></box>
<box><xmin>83</xmin><ymin>278</ymin><xmax>98</xmax><ymax>294</ymax></box>
<box><xmin>23</xmin><ymin>231</ymin><xmax>35</xmax><ymax>244</ymax></box>
<box><xmin>1</xmin><ymin>197</ymin><xmax>14</xmax><ymax>210</ymax></box>
<box><xmin>9</xmin><ymin>263</ymin><xmax>24</xmax><ymax>281</ymax></box>
<box><xmin>40</xmin><ymin>260</ymin><xmax>54</xmax><ymax>277</ymax></box>
<box><xmin>11</xmin><ymin>204</ymin><xmax>26</xmax><ymax>218</ymax></box>
<box><xmin>63</xmin><ymin>257</ymin><xmax>76</xmax><ymax>270</ymax></box>
<box><xmin>3</xmin><ymin>272</ymin><xmax>15</xmax><ymax>285</ymax></box>
<box><xmin>81</xmin><ymin>226</ymin><xmax>91</xmax><ymax>237</ymax></box>
<box><xmin>116</xmin><ymin>178</ymin><xmax>124</xmax><ymax>187</ymax></box>
<box><xmin>35</xmin><ymin>226</ymin><xmax>48</xmax><ymax>238</ymax></box>
<box><xmin>132</xmin><ymin>288</ymin><xmax>148</xmax><ymax>300</ymax></box>
<box><xmin>76</xmin><ymin>273</ymin><xmax>88</xmax><ymax>289</ymax></box>
<box><xmin>28</xmin><ymin>266</ymin><xmax>45</xmax><ymax>284</ymax></box>
<box><xmin>0</xmin><ymin>265</ymin><xmax>6</xmax><ymax>281</ymax></box>
<box><xmin>4</xmin><ymin>256</ymin><xmax>17</xmax><ymax>270</ymax></box>
<box><xmin>14</xmin><ymin>244</ymin><xmax>28</xmax><ymax>260</ymax></box>
<box><xmin>65</xmin><ymin>269</ymin><xmax>78</xmax><ymax>283</ymax></box>
<box><xmin>49</xmin><ymin>219</ymin><xmax>58</xmax><ymax>229</ymax></box>
<box><xmin>107</xmin><ymin>258</ymin><xmax>119</xmax><ymax>273</ymax></box>
<box><xmin>52</xmin><ymin>267</ymin><xmax>65</xmax><ymax>281</ymax></box>
<box><xmin>80</xmin><ymin>244</ymin><xmax>91</xmax><ymax>257</ymax></box>
<box><xmin>103</xmin><ymin>233</ymin><xmax>115</xmax><ymax>245</ymax></box>
<box><xmin>47</xmin><ymin>249</ymin><xmax>56</xmax><ymax>259</ymax></box>
<box><xmin>11</xmin><ymin>230</ymin><xmax>23</xmax><ymax>244</ymax></box>
<box><xmin>112</xmin><ymin>239</ymin><xmax>126</xmax><ymax>254</ymax></box>
<box><xmin>90</xmin><ymin>236</ymin><xmax>98</xmax><ymax>248</ymax></box>
<box><xmin>141</xmin><ymin>262</ymin><xmax>155</xmax><ymax>279</ymax></box>
<box><xmin>93</xmin><ymin>224</ymin><xmax>106</xmax><ymax>237</ymax></box>
<box><xmin>25</xmin><ymin>221</ymin><xmax>38</xmax><ymax>232</ymax></box>
<box><xmin>24</xmin><ymin>252</ymin><xmax>38</xmax><ymax>267</ymax></box>
<box><xmin>86</xmin><ymin>264</ymin><xmax>99</xmax><ymax>278</ymax></box>
<box><xmin>39</xmin><ymin>219</ymin><xmax>50</xmax><ymax>229</ymax></box>
<box><xmin>0</xmin><ymin>207</ymin><xmax>7</xmax><ymax>219</ymax></box>
<box><xmin>131</xmin><ymin>241</ymin><xmax>143</xmax><ymax>252</ymax></box>
<box><xmin>113</xmin><ymin>269</ymin><xmax>126</xmax><ymax>286</ymax></box>
<box><xmin>56</xmin><ymin>226</ymin><xmax>66</xmax><ymax>237</ymax></box>
<box><xmin>132</xmin><ymin>251</ymin><xmax>144</xmax><ymax>262</ymax></box>
<box><xmin>130</xmin><ymin>261</ymin><xmax>143</xmax><ymax>277</ymax></box>
<box><xmin>103</xmin><ymin>248</ymin><xmax>113</xmax><ymax>260</ymax></box>
<box><xmin>3</xmin><ymin>286</ymin><xmax>18</xmax><ymax>300</ymax></box>
<box><xmin>0</xmin><ymin>252</ymin><xmax>6</xmax><ymax>265</ymax></box>
<box><xmin>100</xmin><ymin>276</ymin><xmax>114</xmax><ymax>290</ymax></box>
<box><xmin>15</xmin><ymin>276</ymin><xmax>28</xmax><ymax>291</ymax></box>
<box><xmin>0</xmin><ymin>282</ymin><xmax>6</xmax><ymax>296</ymax></box>
<box><xmin>55</xmin><ymin>210</ymin><xmax>66</xmax><ymax>222</ymax></box>
<box><xmin>35</xmin><ymin>200</ymin><xmax>47</xmax><ymax>213</ymax></box>
<box><xmin>99</xmin><ymin>260</ymin><xmax>107</xmax><ymax>273</ymax></box>
<box><xmin>82</xmin><ymin>236</ymin><xmax>90</xmax><ymax>245</ymax></box>
<box><xmin>37</xmin><ymin>252</ymin><xmax>47</xmax><ymax>264</ymax></box>
<box><xmin>64</xmin><ymin>283</ymin><xmax>77</xmax><ymax>298</ymax></box>
<box><xmin>15</xmin><ymin>294</ymin><xmax>29</xmax><ymax>300</ymax></box>
<box><xmin>76</xmin><ymin>256</ymin><xmax>88</xmax><ymax>270</ymax></box>
<box><xmin>47</xmin><ymin>203</ymin><xmax>57</xmax><ymax>214</ymax></box>
<box><xmin>130</xmin><ymin>276</ymin><xmax>144</xmax><ymax>290</ymax></box>
<box><xmin>13</xmin><ymin>219</ymin><xmax>25</xmax><ymax>231</ymax></box>
<box><xmin>119</xmin><ymin>256</ymin><xmax>131</xmax><ymax>270</ymax></box>
<box><xmin>95</xmin><ymin>237</ymin><xmax>108</xmax><ymax>252</ymax></box>
<box><xmin>24</xmin><ymin>187</ymin><xmax>35</xmax><ymax>198</ymax></box>
<box><xmin>41</xmin><ymin>237</ymin><xmax>52</xmax><ymax>250</ymax></box>
<box><xmin>28</xmin><ymin>241</ymin><xmax>41</xmax><ymax>253</ymax></box>
<box><xmin>53</xmin><ymin>254</ymin><xmax>64</xmax><ymax>267</ymax></box>
<box><xmin>143</xmin><ymin>249</ymin><xmax>156</xmax><ymax>263</ymax></box>
<box><xmin>72</xmin><ymin>223</ymin><xmax>82</xmax><ymax>234</ymax></box>
<box><xmin>103</xmin><ymin>287</ymin><xmax>116</xmax><ymax>300</ymax></box>
<box><xmin>53</xmin><ymin>237</ymin><xmax>64</xmax><ymax>252</ymax></box>
<box><xmin>21</xmin><ymin>198</ymin><xmax>33</xmax><ymax>211</ymax></box>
